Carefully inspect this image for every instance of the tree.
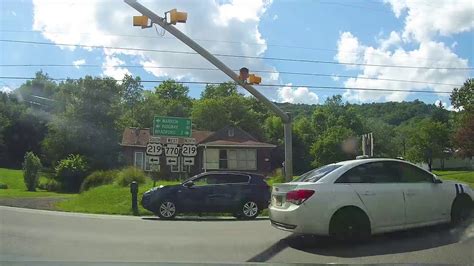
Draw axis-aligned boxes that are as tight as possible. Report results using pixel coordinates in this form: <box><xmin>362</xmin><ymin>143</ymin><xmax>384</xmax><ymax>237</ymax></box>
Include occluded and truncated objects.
<box><xmin>431</xmin><ymin>101</ymin><xmax>450</xmax><ymax>124</ymax></box>
<box><xmin>155</xmin><ymin>80</ymin><xmax>190</xmax><ymax>102</ymax></box>
<box><xmin>192</xmin><ymin>94</ymin><xmax>263</xmax><ymax>137</ymax></box>
<box><xmin>191</xmin><ymin>98</ymin><xmax>229</xmax><ymax>131</ymax></box>
<box><xmin>120</xmin><ymin>74</ymin><xmax>144</xmax><ymax>127</ymax></box>
<box><xmin>201</xmin><ymin>82</ymin><xmax>240</xmax><ymax>99</ymax></box>
<box><xmin>42</xmin><ymin>76</ymin><xmax>123</xmax><ymax>169</ymax></box>
<box><xmin>453</xmin><ymin>113</ymin><xmax>474</xmax><ymax>158</ymax></box>
<box><xmin>450</xmin><ymin>79</ymin><xmax>474</xmax><ymax>157</ymax></box>
<box><xmin>263</xmin><ymin>116</ymin><xmax>283</xmax><ymax>144</ymax></box>
<box><xmin>406</xmin><ymin>119</ymin><xmax>450</xmax><ymax>171</ymax></box>
<box><xmin>23</xmin><ymin>152</ymin><xmax>42</xmax><ymax>191</ymax></box>
<box><xmin>450</xmin><ymin>78</ymin><xmax>473</xmax><ymax>112</ymax></box>
<box><xmin>310</xmin><ymin>126</ymin><xmax>356</xmax><ymax>167</ymax></box>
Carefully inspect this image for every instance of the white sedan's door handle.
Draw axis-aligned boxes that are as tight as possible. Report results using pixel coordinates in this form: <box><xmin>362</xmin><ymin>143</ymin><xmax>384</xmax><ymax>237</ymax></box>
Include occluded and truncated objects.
<box><xmin>362</xmin><ymin>191</ymin><xmax>376</xmax><ymax>196</ymax></box>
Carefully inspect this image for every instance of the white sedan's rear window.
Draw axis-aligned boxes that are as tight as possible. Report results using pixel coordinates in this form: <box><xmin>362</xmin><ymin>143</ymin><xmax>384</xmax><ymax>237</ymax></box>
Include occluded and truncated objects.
<box><xmin>293</xmin><ymin>164</ymin><xmax>342</xmax><ymax>182</ymax></box>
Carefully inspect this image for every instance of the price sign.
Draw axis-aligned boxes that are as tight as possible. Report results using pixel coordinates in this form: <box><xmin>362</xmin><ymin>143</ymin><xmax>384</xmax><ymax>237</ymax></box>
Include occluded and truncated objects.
<box><xmin>181</xmin><ymin>144</ymin><xmax>197</xmax><ymax>157</ymax></box>
<box><xmin>164</xmin><ymin>144</ymin><xmax>180</xmax><ymax>157</ymax></box>
<box><xmin>146</xmin><ymin>143</ymin><xmax>163</xmax><ymax>156</ymax></box>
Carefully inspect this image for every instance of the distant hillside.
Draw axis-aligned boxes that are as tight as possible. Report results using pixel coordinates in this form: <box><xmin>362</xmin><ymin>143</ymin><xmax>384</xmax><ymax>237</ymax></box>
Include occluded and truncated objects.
<box><xmin>275</xmin><ymin>100</ymin><xmax>443</xmax><ymax>126</ymax></box>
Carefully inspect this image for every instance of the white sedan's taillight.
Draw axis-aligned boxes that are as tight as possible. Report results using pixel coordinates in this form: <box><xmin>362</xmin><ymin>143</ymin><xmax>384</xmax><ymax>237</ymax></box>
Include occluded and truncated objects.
<box><xmin>286</xmin><ymin>189</ymin><xmax>315</xmax><ymax>205</ymax></box>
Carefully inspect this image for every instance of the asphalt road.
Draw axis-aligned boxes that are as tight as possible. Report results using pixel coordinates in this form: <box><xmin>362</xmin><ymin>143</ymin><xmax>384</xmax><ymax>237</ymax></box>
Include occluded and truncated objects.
<box><xmin>1</xmin><ymin>206</ymin><xmax>473</xmax><ymax>264</ymax></box>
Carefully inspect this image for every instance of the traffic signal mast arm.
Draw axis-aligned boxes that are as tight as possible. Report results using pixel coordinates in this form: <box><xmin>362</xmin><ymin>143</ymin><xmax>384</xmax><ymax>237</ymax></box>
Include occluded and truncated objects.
<box><xmin>124</xmin><ymin>0</ymin><xmax>293</xmax><ymax>180</ymax></box>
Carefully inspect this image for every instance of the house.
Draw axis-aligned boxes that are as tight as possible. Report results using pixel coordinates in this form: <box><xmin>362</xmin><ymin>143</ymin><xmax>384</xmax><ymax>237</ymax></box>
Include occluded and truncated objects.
<box><xmin>120</xmin><ymin>125</ymin><xmax>276</xmax><ymax>178</ymax></box>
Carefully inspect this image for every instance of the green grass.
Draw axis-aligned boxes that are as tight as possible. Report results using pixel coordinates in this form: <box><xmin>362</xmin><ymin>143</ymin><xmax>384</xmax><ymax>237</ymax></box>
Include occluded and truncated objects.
<box><xmin>57</xmin><ymin>179</ymin><xmax>179</xmax><ymax>215</ymax></box>
<box><xmin>434</xmin><ymin>170</ymin><xmax>474</xmax><ymax>188</ymax></box>
<box><xmin>0</xmin><ymin>168</ymin><xmax>75</xmax><ymax>198</ymax></box>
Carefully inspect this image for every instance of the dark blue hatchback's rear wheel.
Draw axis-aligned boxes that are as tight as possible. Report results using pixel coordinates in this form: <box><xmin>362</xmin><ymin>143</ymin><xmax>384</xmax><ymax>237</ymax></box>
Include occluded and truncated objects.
<box><xmin>237</xmin><ymin>200</ymin><xmax>259</xmax><ymax>220</ymax></box>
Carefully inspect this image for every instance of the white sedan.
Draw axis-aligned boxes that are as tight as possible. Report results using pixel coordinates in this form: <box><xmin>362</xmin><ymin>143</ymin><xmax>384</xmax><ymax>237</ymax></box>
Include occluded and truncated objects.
<box><xmin>270</xmin><ymin>158</ymin><xmax>473</xmax><ymax>240</ymax></box>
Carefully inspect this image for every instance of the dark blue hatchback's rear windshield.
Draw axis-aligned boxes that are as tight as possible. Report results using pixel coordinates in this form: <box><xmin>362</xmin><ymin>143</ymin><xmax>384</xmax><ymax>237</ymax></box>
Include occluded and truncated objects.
<box><xmin>293</xmin><ymin>164</ymin><xmax>342</xmax><ymax>183</ymax></box>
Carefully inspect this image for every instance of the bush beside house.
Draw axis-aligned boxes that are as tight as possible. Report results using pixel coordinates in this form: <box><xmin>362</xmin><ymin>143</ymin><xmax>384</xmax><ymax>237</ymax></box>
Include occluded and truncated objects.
<box><xmin>22</xmin><ymin>152</ymin><xmax>42</xmax><ymax>191</ymax></box>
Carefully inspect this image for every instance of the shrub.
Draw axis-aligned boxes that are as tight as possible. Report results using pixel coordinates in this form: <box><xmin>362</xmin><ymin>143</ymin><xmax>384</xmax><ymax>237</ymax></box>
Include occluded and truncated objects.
<box><xmin>22</xmin><ymin>152</ymin><xmax>42</xmax><ymax>191</ymax></box>
<box><xmin>0</xmin><ymin>183</ymin><xmax>8</xmax><ymax>189</ymax></box>
<box><xmin>117</xmin><ymin>167</ymin><xmax>146</xmax><ymax>187</ymax></box>
<box><xmin>38</xmin><ymin>178</ymin><xmax>61</xmax><ymax>192</ymax></box>
<box><xmin>267</xmin><ymin>168</ymin><xmax>285</xmax><ymax>186</ymax></box>
<box><xmin>80</xmin><ymin>170</ymin><xmax>118</xmax><ymax>192</ymax></box>
<box><xmin>55</xmin><ymin>154</ymin><xmax>88</xmax><ymax>192</ymax></box>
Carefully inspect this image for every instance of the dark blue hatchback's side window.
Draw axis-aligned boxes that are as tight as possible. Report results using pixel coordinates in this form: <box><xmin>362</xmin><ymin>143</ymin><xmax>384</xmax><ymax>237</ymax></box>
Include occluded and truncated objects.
<box><xmin>218</xmin><ymin>174</ymin><xmax>249</xmax><ymax>184</ymax></box>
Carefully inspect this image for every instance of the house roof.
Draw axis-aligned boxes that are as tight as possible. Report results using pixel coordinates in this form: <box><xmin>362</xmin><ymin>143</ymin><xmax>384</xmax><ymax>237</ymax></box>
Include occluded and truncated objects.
<box><xmin>120</xmin><ymin>125</ymin><xmax>275</xmax><ymax>148</ymax></box>
<box><xmin>201</xmin><ymin>140</ymin><xmax>276</xmax><ymax>148</ymax></box>
<box><xmin>120</xmin><ymin>128</ymin><xmax>213</xmax><ymax>147</ymax></box>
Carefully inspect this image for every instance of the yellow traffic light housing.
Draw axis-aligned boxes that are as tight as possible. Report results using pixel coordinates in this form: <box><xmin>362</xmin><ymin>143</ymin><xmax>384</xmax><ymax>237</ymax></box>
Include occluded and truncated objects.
<box><xmin>166</xmin><ymin>9</ymin><xmax>187</xmax><ymax>25</ymax></box>
<box><xmin>133</xmin><ymin>15</ymin><xmax>151</xmax><ymax>28</ymax></box>
<box><xmin>248</xmin><ymin>74</ymin><xmax>262</xmax><ymax>85</ymax></box>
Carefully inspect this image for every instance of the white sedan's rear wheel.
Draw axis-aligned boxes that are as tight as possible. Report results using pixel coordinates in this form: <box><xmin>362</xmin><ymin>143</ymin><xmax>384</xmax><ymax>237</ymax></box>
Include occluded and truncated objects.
<box><xmin>329</xmin><ymin>207</ymin><xmax>370</xmax><ymax>241</ymax></box>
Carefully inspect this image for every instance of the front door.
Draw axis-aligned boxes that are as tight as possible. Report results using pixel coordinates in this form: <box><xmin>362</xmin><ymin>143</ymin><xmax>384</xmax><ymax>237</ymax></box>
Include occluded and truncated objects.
<box><xmin>395</xmin><ymin>162</ymin><xmax>446</xmax><ymax>224</ymax></box>
<box><xmin>339</xmin><ymin>161</ymin><xmax>405</xmax><ymax>229</ymax></box>
<box><xmin>177</xmin><ymin>174</ymin><xmax>213</xmax><ymax>212</ymax></box>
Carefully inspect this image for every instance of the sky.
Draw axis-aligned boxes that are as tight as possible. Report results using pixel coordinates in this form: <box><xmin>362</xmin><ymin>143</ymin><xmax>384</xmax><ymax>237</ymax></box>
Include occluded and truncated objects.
<box><xmin>0</xmin><ymin>0</ymin><xmax>473</xmax><ymax>107</ymax></box>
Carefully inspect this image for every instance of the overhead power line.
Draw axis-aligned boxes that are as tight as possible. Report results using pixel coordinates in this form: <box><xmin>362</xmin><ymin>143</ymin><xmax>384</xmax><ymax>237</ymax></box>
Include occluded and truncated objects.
<box><xmin>0</xmin><ymin>76</ymin><xmax>453</xmax><ymax>94</ymax></box>
<box><xmin>0</xmin><ymin>64</ymin><xmax>463</xmax><ymax>87</ymax></box>
<box><xmin>0</xmin><ymin>29</ymin><xmax>463</xmax><ymax>64</ymax></box>
<box><xmin>1</xmin><ymin>39</ymin><xmax>472</xmax><ymax>71</ymax></box>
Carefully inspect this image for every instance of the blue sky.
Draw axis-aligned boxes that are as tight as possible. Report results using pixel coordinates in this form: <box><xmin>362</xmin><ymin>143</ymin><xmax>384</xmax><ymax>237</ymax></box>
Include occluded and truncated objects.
<box><xmin>1</xmin><ymin>0</ymin><xmax>473</xmax><ymax>107</ymax></box>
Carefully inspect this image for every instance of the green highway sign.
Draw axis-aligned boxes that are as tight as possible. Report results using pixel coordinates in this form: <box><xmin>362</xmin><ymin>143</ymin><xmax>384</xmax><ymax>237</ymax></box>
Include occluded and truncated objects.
<box><xmin>153</xmin><ymin>116</ymin><xmax>192</xmax><ymax>137</ymax></box>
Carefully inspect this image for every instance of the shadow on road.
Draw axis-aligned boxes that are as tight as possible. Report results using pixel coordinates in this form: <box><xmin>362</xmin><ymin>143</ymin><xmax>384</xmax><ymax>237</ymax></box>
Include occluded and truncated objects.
<box><xmin>247</xmin><ymin>220</ymin><xmax>473</xmax><ymax>262</ymax></box>
<box><xmin>141</xmin><ymin>216</ymin><xmax>269</xmax><ymax>222</ymax></box>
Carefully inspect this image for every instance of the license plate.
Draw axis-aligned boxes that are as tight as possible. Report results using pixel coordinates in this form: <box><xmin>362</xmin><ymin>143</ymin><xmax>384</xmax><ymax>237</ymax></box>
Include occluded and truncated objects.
<box><xmin>274</xmin><ymin>195</ymin><xmax>283</xmax><ymax>206</ymax></box>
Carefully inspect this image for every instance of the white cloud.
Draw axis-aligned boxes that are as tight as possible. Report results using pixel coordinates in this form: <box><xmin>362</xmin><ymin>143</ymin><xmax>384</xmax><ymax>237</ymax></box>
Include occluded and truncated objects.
<box><xmin>272</xmin><ymin>14</ymin><xmax>278</xmax><ymax>20</ymax></box>
<box><xmin>11</xmin><ymin>11</ymin><xmax>17</xmax><ymax>16</ymax></box>
<box><xmin>102</xmin><ymin>54</ymin><xmax>131</xmax><ymax>80</ymax></box>
<box><xmin>335</xmin><ymin>32</ymin><xmax>365</xmax><ymax>68</ymax></box>
<box><xmin>340</xmin><ymin>39</ymin><xmax>468</xmax><ymax>102</ymax></box>
<box><xmin>215</xmin><ymin>0</ymin><xmax>271</xmax><ymax>26</ymax></box>
<box><xmin>72</xmin><ymin>59</ymin><xmax>86</xmax><ymax>68</ymax></box>
<box><xmin>379</xmin><ymin>31</ymin><xmax>401</xmax><ymax>50</ymax></box>
<box><xmin>278</xmin><ymin>84</ymin><xmax>319</xmax><ymax>104</ymax></box>
<box><xmin>32</xmin><ymin>0</ymin><xmax>278</xmax><ymax>87</ymax></box>
<box><xmin>331</xmin><ymin>75</ymin><xmax>340</xmax><ymax>81</ymax></box>
<box><xmin>451</xmin><ymin>41</ymin><xmax>458</xmax><ymax>49</ymax></box>
<box><xmin>384</xmin><ymin>0</ymin><xmax>474</xmax><ymax>42</ymax></box>
<box><xmin>1</xmin><ymin>86</ymin><xmax>12</xmax><ymax>93</ymax></box>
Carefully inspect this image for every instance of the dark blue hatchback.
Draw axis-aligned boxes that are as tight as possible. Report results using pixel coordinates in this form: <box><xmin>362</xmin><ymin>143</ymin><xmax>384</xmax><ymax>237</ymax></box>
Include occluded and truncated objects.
<box><xmin>142</xmin><ymin>172</ymin><xmax>271</xmax><ymax>219</ymax></box>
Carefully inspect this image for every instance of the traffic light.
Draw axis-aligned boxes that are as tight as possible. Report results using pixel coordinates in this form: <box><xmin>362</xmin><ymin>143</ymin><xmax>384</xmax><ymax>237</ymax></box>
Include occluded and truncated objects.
<box><xmin>133</xmin><ymin>15</ymin><xmax>151</xmax><ymax>28</ymax></box>
<box><xmin>248</xmin><ymin>74</ymin><xmax>262</xmax><ymax>85</ymax></box>
<box><xmin>166</xmin><ymin>9</ymin><xmax>187</xmax><ymax>25</ymax></box>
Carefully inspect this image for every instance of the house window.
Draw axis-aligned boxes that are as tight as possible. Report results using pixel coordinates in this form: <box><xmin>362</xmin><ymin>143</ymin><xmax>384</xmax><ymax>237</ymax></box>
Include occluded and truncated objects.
<box><xmin>228</xmin><ymin>128</ymin><xmax>234</xmax><ymax>137</ymax></box>
<box><xmin>219</xmin><ymin>150</ymin><xmax>228</xmax><ymax>169</ymax></box>
<box><xmin>205</xmin><ymin>149</ymin><xmax>219</xmax><ymax>170</ymax></box>
<box><xmin>205</xmin><ymin>148</ymin><xmax>256</xmax><ymax>170</ymax></box>
<box><xmin>134</xmin><ymin>152</ymin><xmax>144</xmax><ymax>170</ymax></box>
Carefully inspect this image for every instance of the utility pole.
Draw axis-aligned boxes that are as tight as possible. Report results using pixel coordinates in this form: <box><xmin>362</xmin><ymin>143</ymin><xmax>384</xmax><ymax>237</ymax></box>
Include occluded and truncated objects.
<box><xmin>124</xmin><ymin>0</ymin><xmax>293</xmax><ymax>181</ymax></box>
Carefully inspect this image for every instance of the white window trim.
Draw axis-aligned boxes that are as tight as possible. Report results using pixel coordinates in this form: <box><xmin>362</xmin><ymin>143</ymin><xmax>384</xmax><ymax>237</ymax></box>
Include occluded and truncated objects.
<box><xmin>134</xmin><ymin>152</ymin><xmax>144</xmax><ymax>170</ymax></box>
